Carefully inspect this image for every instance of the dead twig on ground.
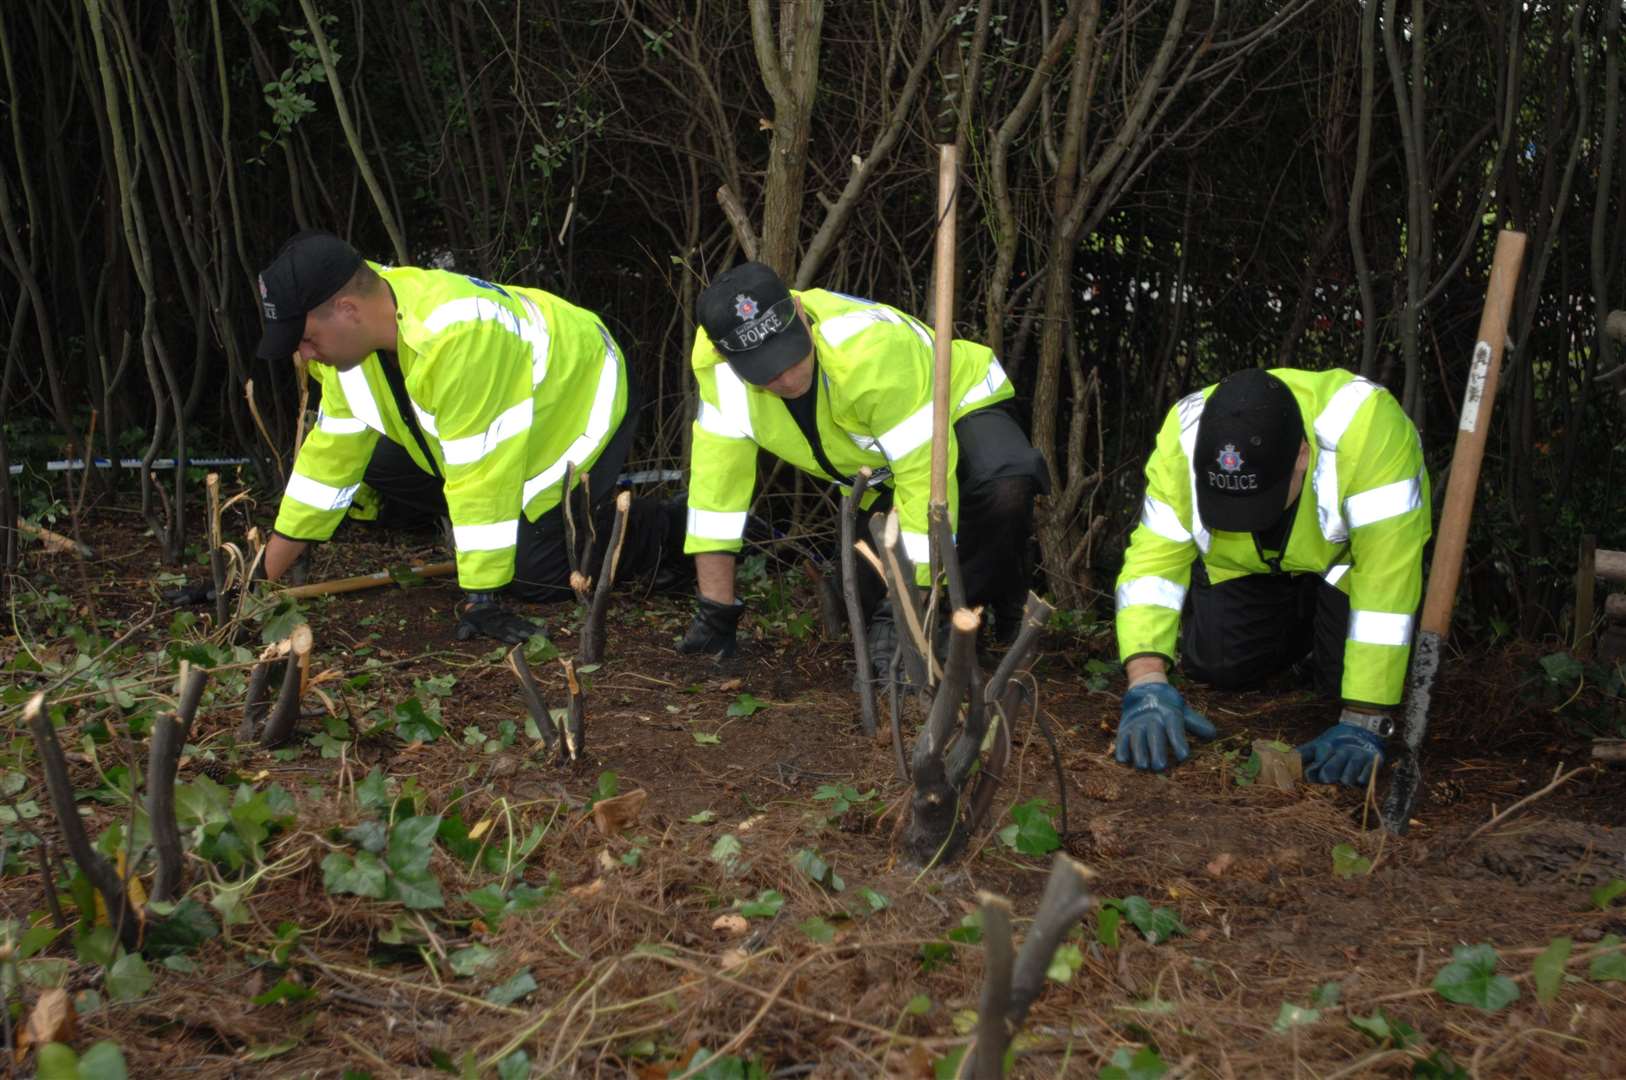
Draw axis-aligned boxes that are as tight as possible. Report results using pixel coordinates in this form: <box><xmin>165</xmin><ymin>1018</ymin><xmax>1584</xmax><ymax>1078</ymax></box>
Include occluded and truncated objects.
<box><xmin>1451</xmin><ymin>763</ymin><xmax>1595</xmax><ymax>851</ymax></box>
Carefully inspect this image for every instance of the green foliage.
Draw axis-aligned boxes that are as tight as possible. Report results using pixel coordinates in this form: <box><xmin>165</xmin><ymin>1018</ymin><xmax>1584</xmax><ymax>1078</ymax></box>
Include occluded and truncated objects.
<box><xmin>1099</xmin><ymin>897</ymin><xmax>1186</xmax><ymax>946</ymax></box>
<box><xmin>36</xmin><ymin>1040</ymin><xmax>130</xmax><ymax>1080</ymax></box>
<box><xmin>791</xmin><ymin>848</ymin><xmax>844</xmax><ymax>892</ymax></box>
<box><xmin>813</xmin><ymin>784</ymin><xmax>876</xmax><ymax>816</ymax></box>
<box><xmin>322</xmin><ymin>814</ymin><xmax>444</xmax><ymax>908</ymax></box>
<box><xmin>1348</xmin><ymin>1009</ymin><xmax>1418</xmax><ymax>1048</ymax></box>
<box><xmin>1591</xmin><ymin>879</ymin><xmax>1626</xmax><ymax>909</ymax></box>
<box><xmin>1433</xmin><ymin>944</ymin><xmax>1519</xmax><ymax>1011</ymax></box>
<box><xmin>1098</xmin><ymin>1046</ymin><xmax>1167</xmax><ymax>1080</ymax></box>
<box><xmin>734</xmin><ymin>890</ymin><xmax>785</xmax><ymax>919</ymax></box>
<box><xmin>1532</xmin><ymin>937</ymin><xmax>1572</xmax><ymax>1004</ymax></box>
<box><xmin>462</xmin><ymin>879</ymin><xmax>558</xmax><ymax>928</ymax></box>
<box><xmin>484</xmin><ymin>969</ymin><xmax>539</xmax><ymax>1005</ymax></box>
<box><xmin>1330</xmin><ymin>843</ymin><xmax>1372</xmax><ymax>878</ymax></box>
<box><xmin>726</xmin><ymin>693</ymin><xmax>768</xmax><ymax>717</ymax></box>
<box><xmin>998</xmin><ymin>798</ymin><xmax>1061</xmax><ymax>856</ymax></box>
<box><xmin>1272</xmin><ymin>1001</ymin><xmax>1320</xmax><ymax>1034</ymax></box>
<box><xmin>1589</xmin><ymin>934</ymin><xmax>1626</xmax><ymax>982</ymax></box>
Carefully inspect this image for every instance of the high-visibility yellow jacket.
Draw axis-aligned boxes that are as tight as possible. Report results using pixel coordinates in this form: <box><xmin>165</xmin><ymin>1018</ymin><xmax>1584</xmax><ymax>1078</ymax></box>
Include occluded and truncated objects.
<box><xmin>272</xmin><ymin>265</ymin><xmax>627</xmax><ymax>591</ymax></box>
<box><xmin>684</xmin><ymin>289</ymin><xmax>1013</xmax><ymax>583</ymax></box>
<box><xmin>1115</xmin><ymin>368</ymin><xmax>1431</xmax><ymax>706</ymax></box>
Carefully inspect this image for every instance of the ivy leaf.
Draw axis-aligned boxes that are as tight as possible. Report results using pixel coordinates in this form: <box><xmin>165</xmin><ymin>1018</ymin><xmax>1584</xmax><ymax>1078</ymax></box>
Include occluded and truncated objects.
<box><xmin>1591</xmin><ymin>879</ymin><xmax>1626</xmax><ymax>910</ymax></box>
<box><xmin>484</xmin><ymin>969</ymin><xmax>538</xmax><ymax>1006</ymax></box>
<box><xmin>1003</xmin><ymin>799</ymin><xmax>1061</xmax><ymax>856</ymax></box>
<box><xmin>355</xmin><ymin>767</ymin><xmax>391</xmax><ymax>813</ymax></box>
<box><xmin>1272</xmin><ymin>1002</ymin><xmax>1321</xmax><ymax>1034</ymax></box>
<box><xmin>854</xmin><ymin>886</ymin><xmax>890</xmax><ymax>913</ymax></box>
<box><xmin>389</xmin><ymin>866</ymin><xmax>445</xmax><ymax>910</ymax></box>
<box><xmin>107</xmin><ymin>952</ymin><xmax>154</xmax><ymax>1002</ymax></box>
<box><xmin>344</xmin><ymin>820</ymin><xmax>388</xmax><ymax>854</ymax></box>
<box><xmin>497</xmin><ymin>1050</ymin><xmax>532</xmax><ymax>1080</ymax></box>
<box><xmin>1433</xmin><ymin>943</ymin><xmax>1520</xmax><ymax>1011</ymax></box>
<box><xmin>1533</xmin><ymin>936</ymin><xmax>1572</xmax><ymax>1004</ymax></box>
<box><xmin>1588</xmin><ymin>934</ymin><xmax>1626</xmax><ymax>982</ymax></box>
<box><xmin>392</xmin><ymin>697</ymin><xmax>444</xmax><ymax>743</ymax></box>
<box><xmin>1098</xmin><ymin>1045</ymin><xmax>1168</xmax><ymax>1080</ymax></box>
<box><xmin>251</xmin><ymin>978</ymin><xmax>316</xmax><ymax>1006</ymax></box>
<box><xmin>1096</xmin><ymin>906</ymin><xmax>1122</xmax><ymax>949</ymax></box>
<box><xmin>734</xmin><ymin>890</ymin><xmax>785</xmax><ymax>919</ymax></box>
<box><xmin>710</xmin><ymin>834</ymin><xmax>743</xmax><ymax>871</ymax></box>
<box><xmin>799</xmin><ymin>916</ymin><xmax>836</xmax><ymax>944</ymax></box>
<box><xmin>449</xmin><ymin>944</ymin><xmax>497</xmax><ymax>977</ymax></box>
<box><xmin>686</xmin><ymin>809</ymin><xmax>717</xmax><ymax>824</ymax></box>
<box><xmin>322</xmin><ymin>851</ymin><xmax>388</xmax><ymax>899</ymax></box>
<box><xmin>726</xmin><ymin>693</ymin><xmax>767</xmax><ymax>717</ymax></box>
<box><xmin>1330</xmin><ymin>843</ymin><xmax>1372</xmax><ymax>879</ymax></box>
<box><xmin>692</xmin><ymin>731</ymin><xmax>722</xmax><ymax>746</ymax></box>
<box><xmin>1046</xmin><ymin>943</ymin><xmax>1084</xmax><ymax>983</ymax></box>
<box><xmin>387</xmin><ymin>815</ymin><xmax>442</xmax><ymax>876</ymax></box>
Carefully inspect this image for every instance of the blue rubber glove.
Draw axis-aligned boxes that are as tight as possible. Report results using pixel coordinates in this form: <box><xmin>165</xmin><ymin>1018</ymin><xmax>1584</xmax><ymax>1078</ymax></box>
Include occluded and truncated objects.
<box><xmin>1115</xmin><ymin>680</ymin><xmax>1218</xmax><ymax>772</ymax></box>
<box><xmin>1296</xmin><ymin>712</ymin><xmax>1389</xmax><ymax>786</ymax></box>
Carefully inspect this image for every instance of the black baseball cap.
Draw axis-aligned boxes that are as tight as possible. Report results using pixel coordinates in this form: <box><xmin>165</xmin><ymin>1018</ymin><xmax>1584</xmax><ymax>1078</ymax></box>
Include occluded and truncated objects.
<box><xmin>695</xmin><ymin>262</ymin><xmax>813</xmax><ymax>385</ymax></box>
<box><xmin>254</xmin><ymin>230</ymin><xmax>365</xmax><ymax>360</ymax></box>
<box><xmin>1193</xmin><ymin>368</ymin><xmax>1305</xmax><ymax>533</ymax></box>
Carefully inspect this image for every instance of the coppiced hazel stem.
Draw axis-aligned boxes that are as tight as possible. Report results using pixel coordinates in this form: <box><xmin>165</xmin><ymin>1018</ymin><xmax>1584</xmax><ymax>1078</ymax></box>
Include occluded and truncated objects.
<box><xmin>206</xmin><ymin>472</ymin><xmax>228</xmax><ymax>626</ymax></box>
<box><xmin>1009</xmin><ymin>856</ymin><xmax>1095</xmax><ymax>1019</ymax></box>
<box><xmin>964</xmin><ymin>856</ymin><xmax>1095</xmax><ymax>1075</ymax></box>
<box><xmin>841</xmin><ymin>467</ymin><xmax>882</xmax><ymax>740</ymax></box>
<box><xmin>258</xmin><ymin>624</ymin><xmax>313</xmax><ymax>747</ymax></box>
<box><xmin>579</xmin><ymin>491</ymin><xmax>630</xmax><ymax>665</ymax></box>
<box><xmin>26</xmin><ymin>693</ymin><xmax>141</xmax><ymax>950</ymax></box>
<box><xmin>558</xmin><ymin>658</ymin><xmax>586</xmax><ymax>764</ymax></box>
<box><xmin>903</xmin><ymin>609</ymin><xmax>979</xmax><ymax>864</ymax></box>
<box><xmin>506</xmin><ymin>644</ymin><xmax>558</xmax><ymax>757</ymax></box>
<box><xmin>870</xmin><ymin>510</ymin><xmax>932</xmax><ymax>688</ymax></box>
<box><xmin>967</xmin><ymin>892</ymin><xmax>1014</xmax><ymax>1080</ymax></box>
<box><xmin>149</xmin><ymin>664</ymin><xmax>207</xmax><ymax>902</ymax></box>
<box><xmin>238</xmin><ymin>642</ymin><xmax>275</xmax><ymax>742</ymax></box>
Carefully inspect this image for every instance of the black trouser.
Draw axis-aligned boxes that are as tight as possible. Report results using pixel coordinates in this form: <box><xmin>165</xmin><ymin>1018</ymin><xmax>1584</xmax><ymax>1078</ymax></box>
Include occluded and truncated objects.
<box><xmin>861</xmin><ymin>404</ymin><xmax>1050</xmax><ymax>621</ymax></box>
<box><xmin>360</xmin><ymin>410</ymin><xmax>683</xmax><ymax>602</ymax></box>
<box><xmin>1178</xmin><ymin>561</ymin><xmax>1350</xmax><ymax>699</ymax></box>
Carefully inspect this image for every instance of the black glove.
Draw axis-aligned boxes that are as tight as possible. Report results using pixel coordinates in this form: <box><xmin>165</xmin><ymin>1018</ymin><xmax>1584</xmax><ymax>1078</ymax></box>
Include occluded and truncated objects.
<box><xmin>678</xmin><ymin>597</ymin><xmax>743</xmax><ymax>657</ymax></box>
<box><xmin>454</xmin><ymin>592</ymin><xmax>544</xmax><ymax>644</ymax></box>
<box><xmin>160</xmin><ymin>561</ymin><xmax>266</xmax><ymax>607</ymax></box>
<box><xmin>161</xmin><ymin>578</ymin><xmax>223</xmax><ymax>607</ymax></box>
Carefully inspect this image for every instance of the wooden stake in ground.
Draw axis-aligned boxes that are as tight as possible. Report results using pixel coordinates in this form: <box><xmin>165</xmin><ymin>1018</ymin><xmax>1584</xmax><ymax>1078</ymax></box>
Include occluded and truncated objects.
<box><xmin>277</xmin><ymin>560</ymin><xmax>455</xmax><ymax>600</ymax></box>
<box><xmin>579</xmin><ymin>491</ymin><xmax>630</xmax><ymax>665</ymax></box>
<box><xmin>927</xmin><ymin>142</ymin><xmax>957</xmax><ymax>595</ymax></box>
<box><xmin>1383</xmin><ymin>229</ymin><xmax>1527</xmax><ymax>834</ymax></box>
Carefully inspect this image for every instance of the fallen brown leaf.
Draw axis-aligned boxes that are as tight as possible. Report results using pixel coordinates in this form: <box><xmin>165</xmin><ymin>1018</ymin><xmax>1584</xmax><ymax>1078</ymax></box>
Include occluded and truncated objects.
<box><xmin>18</xmin><ymin>987</ymin><xmax>75</xmax><ymax>1056</ymax></box>
<box><xmin>592</xmin><ymin>789</ymin><xmax>648</xmax><ymax>837</ymax></box>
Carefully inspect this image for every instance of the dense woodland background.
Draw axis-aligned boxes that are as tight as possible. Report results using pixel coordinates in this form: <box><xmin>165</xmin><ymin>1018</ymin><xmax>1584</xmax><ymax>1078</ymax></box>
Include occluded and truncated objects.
<box><xmin>2</xmin><ymin>0</ymin><xmax>1623</xmax><ymax>641</ymax></box>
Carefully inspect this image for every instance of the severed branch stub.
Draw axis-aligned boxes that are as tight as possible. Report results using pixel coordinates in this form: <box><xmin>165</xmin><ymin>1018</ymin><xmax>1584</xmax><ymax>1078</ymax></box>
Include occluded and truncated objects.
<box><xmin>903</xmin><ymin>592</ymin><xmax>1053</xmax><ymax>867</ymax></box>
<box><xmin>562</xmin><ymin>465</ymin><xmax>598</xmax><ymax>604</ymax></box>
<box><xmin>149</xmin><ymin>664</ymin><xmax>208</xmax><ymax>903</ymax></box>
<box><xmin>905</xmin><ymin>609</ymin><xmax>980</xmax><ymax>863</ymax></box>
<box><xmin>962</xmin><ymin>856</ymin><xmax>1096</xmax><ymax>1079</ymax></box>
<box><xmin>558</xmin><ymin>658</ymin><xmax>586</xmax><ymax>764</ymax></box>
<box><xmin>241</xmin><ymin>625</ymin><xmax>313</xmax><ymax>747</ymax></box>
<box><xmin>26</xmin><ymin>693</ymin><xmax>141</xmax><ymax>950</ymax></box>
<box><xmin>206</xmin><ymin>472</ymin><xmax>229</xmax><ymax>627</ymax></box>
<box><xmin>507</xmin><ymin>643</ymin><xmax>558</xmax><ymax>758</ymax></box>
<box><xmin>578</xmin><ymin>491</ymin><xmax>630</xmax><ymax>665</ymax></box>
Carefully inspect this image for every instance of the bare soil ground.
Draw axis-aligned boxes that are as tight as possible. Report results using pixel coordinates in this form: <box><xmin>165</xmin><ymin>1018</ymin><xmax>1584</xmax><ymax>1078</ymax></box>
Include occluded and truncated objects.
<box><xmin>5</xmin><ymin>510</ymin><xmax>1626</xmax><ymax>1078</ymax></box>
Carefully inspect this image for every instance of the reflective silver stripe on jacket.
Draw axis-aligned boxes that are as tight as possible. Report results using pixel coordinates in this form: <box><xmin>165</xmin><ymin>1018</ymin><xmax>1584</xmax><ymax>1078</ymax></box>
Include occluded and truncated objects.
<box><xmin>1348</xmin><ymin>609</ymin><xmax>1413</xmax><ymax>647</ymax></box>
<box><xmin>711</xmin><ymin>362</ymin><xmax>756</xmax><ymax>440</ymax></box>
<box><xmin>1310</xmin><ymin>378</ymin><xmax>1378</xmax><ymax>543</ymax></box>
<box><xmin>687</xmin><ymin>507</ymin><xmax>747</xmax><ymax>540</ymax></box>
<box><xmin>1139</xmin><ymin>495</ymin><xmax>1192</xmax><ymax>544</ymax></box>
<box><xmin>1174</xmin><ymin>390</ymin><xmax>1211</xmax><ymax>553</ymax></box>
<box><xmin>1115</xmin><ymin>576</ymin><xmax>1187</xmax><ymax>612</ymax></box>
<box><xmin>1344</xmin><ymin>470</ymin><xmax>1424</xmax><ymax>529</ymax></box>
<box><xmin>338</xmin><ymin>367</ymin><xmax>386</xmax><ymax>434</ymax></box>
<box><xmin>521</xmin><ymin>327</ymin><xmax>622</xmax><ymax>506</ymax></box>
<box><xmin>285</xmin><ymin>473</ymin><xmax>360</xmax><ymax>512</ymax></box>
